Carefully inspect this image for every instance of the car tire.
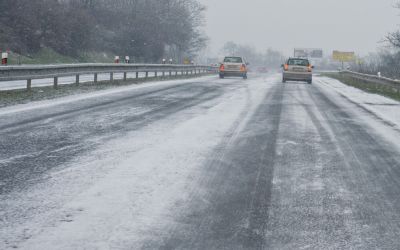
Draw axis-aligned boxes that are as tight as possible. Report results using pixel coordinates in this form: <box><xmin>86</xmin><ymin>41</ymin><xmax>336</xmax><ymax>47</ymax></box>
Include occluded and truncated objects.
<box><xmin>219</xmin><ymin>74</ymin><xmax>224</xmax><ymax>79</ymax></box>
<box><xmin>243</xmin><ymin>74</ymin><xmax>248</xmax><ymax>80</ymax></box>
<box><xmin>282</xmin><ymin>78</ymin><xmax>286</xmax><ymax>83</ymax></box>
<box><xmin>308</xmin><ymin>80</ymin><xmax>312</xmax><ymax>84</ymax></box>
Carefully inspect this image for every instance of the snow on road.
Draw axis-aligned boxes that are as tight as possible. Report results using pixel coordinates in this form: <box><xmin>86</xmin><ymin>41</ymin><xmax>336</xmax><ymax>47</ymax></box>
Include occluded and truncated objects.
<box><xmin>315</xmin><ymin>77</ymin><xmax>400</xmax><ymax>152</ymax></box>
<box><xmin>1</xmin><ymin>74</ymin><xmax>400</xmax><ymax>249</ymax></box>
<box><xmin>317</xmin><ymin>76</ymin><xmax>400</xmax><ymax>130</ymax></box>
<box><xmin>0</xmin><ymin>75</ymin><xmax>276</xmax><ymax>249</ymax></box>
<box><xmin>0</xmin><ymin>75</ymin><xmax>215</xmax><ymax>116</ymax></box>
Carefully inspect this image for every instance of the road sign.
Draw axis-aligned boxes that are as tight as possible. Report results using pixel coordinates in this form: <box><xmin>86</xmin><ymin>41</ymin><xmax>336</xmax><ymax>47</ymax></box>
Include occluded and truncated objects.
<box><xmin>294</xmin><ymin>48</ymin><xmax>323</xmax><ymax>58</ymax></box>
<box><xmin>332</xmin><ymin>51</ymin><xmax>355</xmax><ymax>62</ymax></box>
<box><xmin>1</xmin><ymin>52</ymin><xmax>8</xmax><ymax>65</ymax></box>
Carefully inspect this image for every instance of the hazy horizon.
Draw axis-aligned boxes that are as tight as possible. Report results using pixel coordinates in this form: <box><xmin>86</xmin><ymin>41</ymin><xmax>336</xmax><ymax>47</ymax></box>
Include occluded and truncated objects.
<box><xmin>199</xmin><ymin>0</ymin><xmax>400</xmax><ymax>57</ymax></box>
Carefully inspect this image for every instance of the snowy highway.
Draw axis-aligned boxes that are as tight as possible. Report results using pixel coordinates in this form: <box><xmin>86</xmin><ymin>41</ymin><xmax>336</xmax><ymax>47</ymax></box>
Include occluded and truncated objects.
<box><xmin>1</xmin><ymin>74</ymin><xmax>400</xmax><ymax>249</ymax></box>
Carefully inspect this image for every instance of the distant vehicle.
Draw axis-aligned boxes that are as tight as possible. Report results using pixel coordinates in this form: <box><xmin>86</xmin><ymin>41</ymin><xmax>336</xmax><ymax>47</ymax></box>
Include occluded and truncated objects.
<box><xmin>219</xmin><ymin>56</ymin><xmax>248</xmax><ymax>79</ymax></box>
<box><xmin>282</xmin><ymin>58</ymin><xmax>314</xmax><ymax>84</ymax></box>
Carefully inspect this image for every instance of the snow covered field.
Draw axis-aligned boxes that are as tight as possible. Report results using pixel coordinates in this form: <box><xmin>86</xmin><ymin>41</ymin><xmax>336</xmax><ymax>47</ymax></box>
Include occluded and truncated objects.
<box><xmin>1</xmin><ymin>74</ymin><xmax>400</xmax><ymax>249</ymax></box>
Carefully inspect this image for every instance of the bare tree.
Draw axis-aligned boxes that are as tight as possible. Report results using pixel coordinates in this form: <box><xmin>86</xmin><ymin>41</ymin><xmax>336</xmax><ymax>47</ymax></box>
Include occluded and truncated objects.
<box><xmin>386</xmin><ymin>2</ymin><xmax>400</xmax><ymax>48</ymax></box>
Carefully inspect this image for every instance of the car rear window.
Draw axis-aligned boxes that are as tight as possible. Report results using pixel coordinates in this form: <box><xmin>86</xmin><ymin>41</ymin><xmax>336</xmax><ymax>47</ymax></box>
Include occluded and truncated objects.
<box><xmin>287</xmin><ymin>59</ymin><xmax>310</xmax><ymax>66</ymax></box>
<box><xmin>224</xmin><ymin>57</ymin><xmax>243</xmax><ymax>63</ymax></box>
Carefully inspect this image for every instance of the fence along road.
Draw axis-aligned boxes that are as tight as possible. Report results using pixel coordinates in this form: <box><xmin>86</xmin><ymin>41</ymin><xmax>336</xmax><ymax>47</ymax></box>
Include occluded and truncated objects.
<box><xmin>340</xmin><ymin>70</ymin><xmax>400</xmax><ymax>92</ymax></box>
<box><xmin>0</xmin><ymin>64</ymin><xmax>218</xmax><ymax>90</ymax></box>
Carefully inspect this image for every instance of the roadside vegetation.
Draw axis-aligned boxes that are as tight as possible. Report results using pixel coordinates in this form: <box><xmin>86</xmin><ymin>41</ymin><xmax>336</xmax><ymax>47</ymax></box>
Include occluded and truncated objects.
<box><xmin>0</xmin><ymin>0</ymin><xmax>206</xmax><ymax>64</ymax></box>
<box><xmin>6</xmin><ymin>49</ymin><xmax>114</xmax><ymax>65</ymax></box>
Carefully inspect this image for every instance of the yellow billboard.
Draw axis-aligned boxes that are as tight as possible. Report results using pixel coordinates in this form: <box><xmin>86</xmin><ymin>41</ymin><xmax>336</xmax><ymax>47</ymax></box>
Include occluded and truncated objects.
<box><xmin>332</xmin><ymin>51</ymin><xmax>355</xmax><ymax>62</ymax></box>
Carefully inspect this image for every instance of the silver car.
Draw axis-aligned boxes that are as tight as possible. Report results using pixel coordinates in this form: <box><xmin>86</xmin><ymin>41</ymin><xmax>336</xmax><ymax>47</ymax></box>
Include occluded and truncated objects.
<box><xmin>282</xmin><ymin>58</ymin><xmax>314</xmax><ymax>84</ymax></box>
<box><xmin>219</xmin><ymin>56</ymin><xmax>248</xmax><ymax>79</ymax></box>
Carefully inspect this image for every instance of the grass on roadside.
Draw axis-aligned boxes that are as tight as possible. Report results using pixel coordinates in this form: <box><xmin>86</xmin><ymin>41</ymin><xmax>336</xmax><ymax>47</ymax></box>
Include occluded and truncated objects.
<box><xmin>0</xmin><ymin>74</ymin><xmax>209</xmax><ymax>108</ymax></box>
<box><xmin>7</xmin><ymin>48</ymin><xmax>114</xmax><ymax>65</ymax></box>
<box><xmin>322</xmin><ymin>73</ymin><xmax>400</xmax><ymax>102</ymax></box>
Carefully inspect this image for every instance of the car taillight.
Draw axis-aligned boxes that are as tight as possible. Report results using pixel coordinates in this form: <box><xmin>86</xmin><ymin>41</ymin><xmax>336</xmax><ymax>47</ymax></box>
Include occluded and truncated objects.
<box><xmin>240</xmin><ymin>64</ymin><xmax>246</xmax><ymax>72</ymax></box>
<box><xmin>284</xmin><ymin>64</ymin><xmax>289</xmax><ymax>71</ymax></box>
<box><xmin>308</xmin><ymin>65</ymin><xmax>312</xmax><ymax>72</ymax></box>
<box><xmin>219</xmin><ymin>64</ymin><xmax>225</xmax><ymax>71</ymax></box>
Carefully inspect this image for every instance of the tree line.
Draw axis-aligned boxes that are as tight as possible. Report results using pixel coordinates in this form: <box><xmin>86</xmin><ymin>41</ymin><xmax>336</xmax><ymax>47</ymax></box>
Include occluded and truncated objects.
<box><xmin>0</xmin><ymin>0</ymin><xmax>207</xmax><ymax>63</ymax></box>
<box><xmin>221</xmin><ymin>41</ymin><xmax>285</xmax><ymax>68</ymax></box>
<box><xmin>355</xmin><ymin>3</ymin><xmax>400</xmax><ymax>78</ymax></box>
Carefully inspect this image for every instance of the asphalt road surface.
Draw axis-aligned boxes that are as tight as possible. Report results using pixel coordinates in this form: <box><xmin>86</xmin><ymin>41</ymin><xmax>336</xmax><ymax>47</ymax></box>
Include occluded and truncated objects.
<box><xmin>1</xmin><ymin>74</ymin><xmax>400</xmax><ymax>249</ymax></box>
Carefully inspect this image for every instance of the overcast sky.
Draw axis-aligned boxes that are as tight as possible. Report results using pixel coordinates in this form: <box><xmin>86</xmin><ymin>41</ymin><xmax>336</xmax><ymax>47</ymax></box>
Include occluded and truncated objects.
<box><xmin>199</xmin><ymin>0</ymin><xmax>400</xmax><ymax>57</ymax></box>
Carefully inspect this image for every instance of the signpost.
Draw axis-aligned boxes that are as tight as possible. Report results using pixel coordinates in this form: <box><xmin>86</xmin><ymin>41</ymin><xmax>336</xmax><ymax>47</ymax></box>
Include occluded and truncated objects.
<box><xmin>294</xmin><ymin>48</ymin><xmax>323</xmax><ymax>58</ymax></box>
<box><xmin>332</xmin><ymin>51</ymin><xmax>355</xmax><ymax>62</ymax></box>
<box><xmin>332</xmin><ymin>51</ymin><xmax>355</xmax><ymax>69</ymax></box>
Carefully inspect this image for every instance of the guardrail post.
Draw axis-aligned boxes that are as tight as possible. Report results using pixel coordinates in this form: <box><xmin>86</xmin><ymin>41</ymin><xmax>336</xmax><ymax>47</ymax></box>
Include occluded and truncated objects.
<box><xmin>0</xmin><ymin>64</ymin><xmax>217</xmax><ymax>90</ymax></box>
<box><xmin>27</xmin><ymin>79</ymin><xmax>32</xmax><ymax>91</ymax></box>
<box><xmin>54</xmin><ymin>77</ymin><xmax>58</xmax><ymax>89</ymax></box>
<box><xmin>155</xmin><ymin>71</ymin><xmax>158</xmax><ymax>78</ymax></box>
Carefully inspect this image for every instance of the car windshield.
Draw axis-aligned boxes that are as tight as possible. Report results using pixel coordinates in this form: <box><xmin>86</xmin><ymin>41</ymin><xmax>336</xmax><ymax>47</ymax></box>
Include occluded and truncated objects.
<box><xmin>224</xmin><ymin>57</ymin><xmax>243</xmax><ymax>63</ymax></box>
<box><xmin>288</xmin><ymin>59</ymin><xmax>310</xmax><ymax>66</ymax></box>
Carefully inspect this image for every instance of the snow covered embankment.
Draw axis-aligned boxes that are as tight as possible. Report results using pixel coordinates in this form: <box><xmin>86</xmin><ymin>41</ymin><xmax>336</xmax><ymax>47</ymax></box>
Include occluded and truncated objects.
<box><xmin>316</xmin><ymin>76</ymin><xmax>400</xmax><ymax>151</ymax></box>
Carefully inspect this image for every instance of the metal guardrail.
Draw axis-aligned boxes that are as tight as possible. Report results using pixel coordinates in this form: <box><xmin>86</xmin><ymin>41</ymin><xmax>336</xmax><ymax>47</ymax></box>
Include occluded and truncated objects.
<box><xmin>0</xmin><ymin>63</ymin><xmax>218</xmax><ymax>90</ymax></box>
<box><xmin>340</xmin><ymin>70</ymin><xmax>400</xmax><ymax>92</ymax></box>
